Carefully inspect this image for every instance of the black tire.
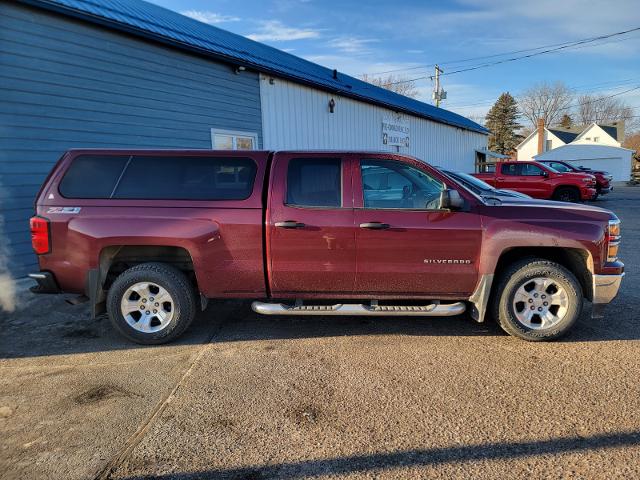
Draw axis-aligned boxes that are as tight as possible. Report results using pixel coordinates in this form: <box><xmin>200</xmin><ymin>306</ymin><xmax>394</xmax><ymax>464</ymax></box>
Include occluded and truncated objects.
<box><xmin>553</xmin><ymin>186</ymin><xmax>580</xmax><ymax>203</ymax></box>
<box><xmin>107</xmin><ymin>262</ymin><xmax>197</xmax><ymax>345</ymax></box>
<box><xmin>592</xmin><ymin>192</ymin><xmax>599</xmax><ymax>201</ymax></box>
<box><xmin>490</xmin><ymin>258</ymin><xmax>583</xmax><ymax>341</ymax></box>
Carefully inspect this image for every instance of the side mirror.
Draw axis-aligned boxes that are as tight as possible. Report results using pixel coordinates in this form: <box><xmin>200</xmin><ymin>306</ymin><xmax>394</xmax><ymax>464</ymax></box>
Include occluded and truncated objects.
<box><xmin>541</xmin><ymin>170</ymin><xmax>549</xmax><ymax>177</ymax></box>
<box><xmin>440</xmin><ymin>189</ymin><xmax>464</xmax><ymax>210</ymax></box>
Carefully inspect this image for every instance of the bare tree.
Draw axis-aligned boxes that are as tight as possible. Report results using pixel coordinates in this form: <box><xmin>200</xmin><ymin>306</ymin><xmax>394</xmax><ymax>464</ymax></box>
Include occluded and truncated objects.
<box><xmin>359</xmin><ymin>74</ymin><xmax>419</xmax><ymax>99</ymax></box>
<box><xmin>576</xmin><ymin>94</ymin><xmax>635</xmax><ymax>127</ymax></box>
<box><xmin>517</xmin><ymin>81</ymin><xmax>573</xmax><ymax>128</ymax></box>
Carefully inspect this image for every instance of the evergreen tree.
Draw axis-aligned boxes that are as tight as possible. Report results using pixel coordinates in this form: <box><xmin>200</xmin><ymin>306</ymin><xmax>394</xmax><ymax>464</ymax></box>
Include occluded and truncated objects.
<box><xmin>559</xmin><ymin>114</ymin><xmax>573</xmax><ymax>128</ymax></box>
<box><xmin>485</xmin><ymin>93</ymin><xmax>522</xmax><ymax>155</ymax></box>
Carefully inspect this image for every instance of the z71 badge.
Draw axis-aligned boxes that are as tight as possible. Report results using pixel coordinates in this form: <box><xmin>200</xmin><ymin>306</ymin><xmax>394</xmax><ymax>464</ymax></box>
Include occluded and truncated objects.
<box><xmin>47</xmin><ymin>207</ymin><xmax>81</xmax><ymax>214</ymax></box>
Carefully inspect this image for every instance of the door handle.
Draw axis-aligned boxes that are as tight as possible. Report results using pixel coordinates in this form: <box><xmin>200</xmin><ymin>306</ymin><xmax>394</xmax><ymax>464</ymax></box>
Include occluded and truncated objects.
<box><xmin>275</xmin><ymin>220</ymin><xmax>306</xmax><ymax>229</ymax></box>
<box><xmin>360</xmin><ymin>222</ymin><xmax>390</xmax><ymax>230</ymax></box>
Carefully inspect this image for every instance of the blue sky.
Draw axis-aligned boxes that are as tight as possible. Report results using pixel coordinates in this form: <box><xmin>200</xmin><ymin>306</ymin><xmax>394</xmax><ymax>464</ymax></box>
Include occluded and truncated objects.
<box><xmin>148</xmin><ymin>0</ymin><xmax>640</xmax><ymax>125</ymax></box>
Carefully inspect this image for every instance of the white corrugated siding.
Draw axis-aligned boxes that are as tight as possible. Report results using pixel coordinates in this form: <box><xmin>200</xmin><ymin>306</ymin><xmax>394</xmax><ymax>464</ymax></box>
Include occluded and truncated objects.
<box><xmin>260</xmin><ymin>75</ymin><xmax>487</xmax><ymax>172</ymax></box>
<box><xmin>534</xmin><ymin>144</ymin><xmax>633</xmax><ymax>182</ymax></box>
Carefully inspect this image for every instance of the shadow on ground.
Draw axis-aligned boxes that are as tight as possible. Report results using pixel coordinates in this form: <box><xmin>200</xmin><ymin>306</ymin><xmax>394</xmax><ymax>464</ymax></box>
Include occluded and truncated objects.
<box><xmin>118</xmin><ymin>430</ymin><xmax>640</xmax><ymax>479</ymax></box>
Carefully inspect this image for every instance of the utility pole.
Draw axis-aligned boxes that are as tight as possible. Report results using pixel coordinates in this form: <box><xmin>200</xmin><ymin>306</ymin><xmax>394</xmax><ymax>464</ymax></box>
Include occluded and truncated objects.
<box><xmin>432</xmin><ymin>65</ymin><xmax>446</xmax><ymax>107</ymax></box>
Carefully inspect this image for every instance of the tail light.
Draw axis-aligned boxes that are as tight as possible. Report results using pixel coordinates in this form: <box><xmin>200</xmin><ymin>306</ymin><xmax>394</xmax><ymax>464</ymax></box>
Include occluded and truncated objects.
<box><xmin>30</xmin><ymin>216</ymin><xmax>51</xmax><ymax>254</ymax></box>
<box><xmin>606</xmin><ymin>219</ymin><xmax>621</xmax><ymax>263</ymax></box>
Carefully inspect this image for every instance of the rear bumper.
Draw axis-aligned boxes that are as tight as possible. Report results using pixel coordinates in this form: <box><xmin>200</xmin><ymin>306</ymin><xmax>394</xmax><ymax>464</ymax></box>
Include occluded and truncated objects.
<box><xmin>28</xmin><ymin>271</ymin><xmax>60</xmax><ymax>294</ymax></box>
<box><xmin>593</xmin><ymin>273</ymin><xmax>624</xmax><ymax>305</ymax></box>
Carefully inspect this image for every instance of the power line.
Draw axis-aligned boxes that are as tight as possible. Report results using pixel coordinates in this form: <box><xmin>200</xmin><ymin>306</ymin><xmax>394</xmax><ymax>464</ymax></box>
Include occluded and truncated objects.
<box><xmin>442</xmin><ymin>27</ymin><xmax>640</xmax><ymax>77</ymax></box>
<box><xmin>556</xmin><ymin>86</ymin><xmax>640</xmax><ymax>112</ymax></box>
<box><xmin>360</xmin><ymin>26</ymin><xmax>640</xmax><ymax>79</ymax></box>
<box><xmin>446</xmin><ymin>78</ymin><xmax>640</xmax><ymax>110</ymax></box>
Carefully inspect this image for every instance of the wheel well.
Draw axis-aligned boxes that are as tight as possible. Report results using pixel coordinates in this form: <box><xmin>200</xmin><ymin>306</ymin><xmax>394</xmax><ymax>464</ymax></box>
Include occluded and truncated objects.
<box><xmin>99</xmin><ymin>245</ymin><xmax>197</xmax><ymax>290</ymax></box>
<box><xmin>494</xmin><ymin>247</ymin><xmax>593</xmax><ymax>301</ymax></box>
<box><xmin>553</xmin><ymin>185</ymin><xmax>579</xmax><ymax>196</ymax></box>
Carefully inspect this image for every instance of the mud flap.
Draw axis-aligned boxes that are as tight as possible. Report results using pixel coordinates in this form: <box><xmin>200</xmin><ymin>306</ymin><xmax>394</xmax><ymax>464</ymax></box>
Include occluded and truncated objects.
<box><xmin>85</xmin><ymin>269</ymin><xmax>106</xmax><ymax>318</ymax></box>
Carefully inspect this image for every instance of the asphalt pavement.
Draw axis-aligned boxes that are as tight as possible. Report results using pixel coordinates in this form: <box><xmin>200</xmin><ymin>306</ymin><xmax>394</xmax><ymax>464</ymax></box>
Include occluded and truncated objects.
<box><xmin>1</xmin><ymin>185</ymin><xmax>639</xmax><ymax>479</ymax></box>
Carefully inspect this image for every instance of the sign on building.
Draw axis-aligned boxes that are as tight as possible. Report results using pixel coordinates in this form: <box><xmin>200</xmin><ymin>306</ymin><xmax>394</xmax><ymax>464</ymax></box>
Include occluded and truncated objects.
<box><xmin>382</xmin><ymin>117</ymin><xmax>410</xmax><ymax>147</ymax></box>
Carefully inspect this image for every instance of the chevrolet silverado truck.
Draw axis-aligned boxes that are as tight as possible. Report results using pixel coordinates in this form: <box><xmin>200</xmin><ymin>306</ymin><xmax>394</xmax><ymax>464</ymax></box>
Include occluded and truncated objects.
<box><xmin>473</xmin><ymin>161</ymin><xmax>597</xmax><ymax>202</ymax></box>
<box><xmin>30</xmin><ymin>150</ymin><xmax>623</xmax><ymax>344</ymax></box>
<box><xmin>538</xmin><ymin>160</ymin><xmax>613</xmax><ymax>199</ymax></box>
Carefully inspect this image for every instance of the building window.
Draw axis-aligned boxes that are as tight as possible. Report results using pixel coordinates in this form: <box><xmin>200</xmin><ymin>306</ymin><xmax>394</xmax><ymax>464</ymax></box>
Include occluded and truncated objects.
<box><xmin>545</xmin><ymin>139</ymin><xmax>552</xmax><ymax>151</ymax></box>
<box><xmin>593</xmin><ymin>137</ymin><xmax>600</xmax><ymax>142</ymax></box>
<box><xmin>211</xmin><ymin>129</ymin><xmax>258</xmax><ymax>150</ymax></box>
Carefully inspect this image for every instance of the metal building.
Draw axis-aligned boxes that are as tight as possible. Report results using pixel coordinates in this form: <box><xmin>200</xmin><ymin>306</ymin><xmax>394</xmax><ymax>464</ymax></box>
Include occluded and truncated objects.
<box><xmin>0</xmin><ymin>0</ymin><xmax>487</xmax><ymax>277</ymax></box>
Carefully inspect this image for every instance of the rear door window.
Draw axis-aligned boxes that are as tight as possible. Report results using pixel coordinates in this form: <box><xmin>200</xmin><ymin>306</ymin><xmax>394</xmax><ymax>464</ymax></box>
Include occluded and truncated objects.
<box><xmin>59</xmin><ymin>155</ymin><xmax>130</xmax><ymax>199</ymax></box>
<box><xmin>286</xmin><ymin>158</ymin><xmax>342</xmax><ymax>208</ymax></box>
<box><xmin>501</xmin><ymin>163</ymin><xmax>520</xmax><ymax>176</ymax></box>
<box><xmin>59</xmin><ymin>155</ymin><xmax>257</xmax><ymax>200</ymax></box>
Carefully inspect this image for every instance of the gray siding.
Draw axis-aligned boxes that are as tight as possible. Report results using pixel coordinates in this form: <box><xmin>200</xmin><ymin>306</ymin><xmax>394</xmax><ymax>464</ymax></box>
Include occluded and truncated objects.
<box><xmin>0</xmin><ymin>2</ymin><xmax>262</xmax><ymax>276</ymax></box>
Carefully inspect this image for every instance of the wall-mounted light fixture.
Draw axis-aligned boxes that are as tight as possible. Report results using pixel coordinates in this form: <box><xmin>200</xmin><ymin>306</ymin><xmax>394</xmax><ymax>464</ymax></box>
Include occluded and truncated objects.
<box><xmin>234</xmin><ymin>65</ymin><xmax>246</xmax><ymax>74</ymax></box>
<box><xmin>269</xmin><ymin>77</ymin><xmax>275</xmax><ymax>85</ymax></box>
<box><xmin>328</xmin><ymin>98</ymin><xmax>336</xmax><ymax>113</ymax></box>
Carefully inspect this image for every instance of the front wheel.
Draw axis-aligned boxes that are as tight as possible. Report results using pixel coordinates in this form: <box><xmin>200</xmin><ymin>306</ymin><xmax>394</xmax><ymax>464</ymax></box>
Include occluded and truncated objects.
<box><xmin>553</xmin><ymin>187</ymin><xmax>580</xmax><ymax>203</ymax></box>
<box><xmin>491</xmin><ymin>258</ymin><xmax>583</xmax><ymax>341</ymax></box>
<box><xmin>107</xmin><ymin>263</ymin><xmax>197</xmax><ymax>344</ymax></box>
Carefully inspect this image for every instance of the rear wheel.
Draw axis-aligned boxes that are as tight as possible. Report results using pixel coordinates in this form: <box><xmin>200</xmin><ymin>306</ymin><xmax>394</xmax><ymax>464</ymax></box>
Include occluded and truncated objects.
<box><xmin>491</xmin><ymin>258</ymin><xmax>583</xmax><ymax>341</ymax></box>
<box><xmin>107</xmin><ymin>263</ymin><xmax>197</xmax><ymax>344</ymax></box>
<box><xmin>553</xmin><ymin>186</ymin><xmax>580</xmax><ymax>203</ymax></box>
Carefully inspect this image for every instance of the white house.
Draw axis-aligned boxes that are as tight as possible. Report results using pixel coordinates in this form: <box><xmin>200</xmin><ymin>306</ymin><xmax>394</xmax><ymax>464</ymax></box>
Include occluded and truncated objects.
<box><xmin>517</xmin><ymin>119</ymin><xmax>631</xmax><ymax>181</ymax></box>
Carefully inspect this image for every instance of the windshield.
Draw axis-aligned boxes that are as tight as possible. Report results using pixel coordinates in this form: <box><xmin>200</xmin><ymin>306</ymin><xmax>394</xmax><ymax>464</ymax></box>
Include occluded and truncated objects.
<box><xmin>445</xmin><ymin>171</ymin><xmax>493</xmax><ymax>192</ymax></box>
<box><xmin>546</xmin><ymin>163</ymin><xmax>570</xmax><ymax>173</ymax></box>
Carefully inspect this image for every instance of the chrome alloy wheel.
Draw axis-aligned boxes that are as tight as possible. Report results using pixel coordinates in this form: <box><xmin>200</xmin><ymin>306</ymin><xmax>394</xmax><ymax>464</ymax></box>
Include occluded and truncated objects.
<box><xmin>120</xmin><ymin>282</ymin><xmax>174</xmax><ymax>333</ymax></box>
<box><xmin>512</xmin><ymin>277</ymin><xmax>569</xmax><ymax>329</ymax></box>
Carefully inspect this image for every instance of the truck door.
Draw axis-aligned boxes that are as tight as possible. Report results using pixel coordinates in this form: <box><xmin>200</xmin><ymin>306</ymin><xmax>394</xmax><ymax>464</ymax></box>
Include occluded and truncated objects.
<box><xmin>519</xmin><ymin>162</ymin><xmax>549</xmax><ymax>198</ymax></box>
<box><xmin>267</xmin><ymin>153</ymin><xmax>356</xmax><ymax>296</ymax></box>
<box><xmin>353</xmin><ymin>155</ymin><xmax>482</xmax><ymax>297</ymax></box>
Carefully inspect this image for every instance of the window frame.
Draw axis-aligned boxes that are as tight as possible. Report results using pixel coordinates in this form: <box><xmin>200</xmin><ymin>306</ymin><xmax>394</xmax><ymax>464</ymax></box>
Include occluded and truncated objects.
<box><xmin>211</xmin><ymin>128</ymin><xmax>258</xmax><ymax>151</ymax></box>
<box><xmin>358</xmin><ymin>158</ymin><xmax>447</xmax><ymax>211</ymax></box>
<box><xmin>284</xmin><ymin>157</ymin><xmax>344</xmax><ymax>209</ymax></box>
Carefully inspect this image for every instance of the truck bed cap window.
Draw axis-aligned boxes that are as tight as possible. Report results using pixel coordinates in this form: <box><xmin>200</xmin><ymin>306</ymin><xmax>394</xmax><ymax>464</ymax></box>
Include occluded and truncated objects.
<box><xmin>59</xmin><ymin>154</ymin><xmax>257</xmax><ymax>201</ymax></box>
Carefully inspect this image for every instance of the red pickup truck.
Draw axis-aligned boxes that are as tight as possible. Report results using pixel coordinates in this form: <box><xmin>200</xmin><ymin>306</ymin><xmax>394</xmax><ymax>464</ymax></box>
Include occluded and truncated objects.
<box><xmin>538</xmin><ymin>160</ymin><xmax>613</xmax><ymax>199</ymax></box>
<box><xmin>474</xmin><ymin>161</ymin><xmax>597</xmax><ymax>202</ymax></box>
<box><xmin>30</xmin><ymin>150</ymin><xmax>623</xmax><ymax>344</ymax></box>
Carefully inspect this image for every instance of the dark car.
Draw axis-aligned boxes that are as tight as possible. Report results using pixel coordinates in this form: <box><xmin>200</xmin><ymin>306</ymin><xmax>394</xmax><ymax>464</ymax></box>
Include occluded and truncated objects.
<box><xmin>441</xmin><ymin>169</ymin><xmax>531</xmax><ymax>200</ymax></box>
<box><xmin>539</xmin><ymin>160</ymin><xmax>613</xmax><ymax>198</ymax></box>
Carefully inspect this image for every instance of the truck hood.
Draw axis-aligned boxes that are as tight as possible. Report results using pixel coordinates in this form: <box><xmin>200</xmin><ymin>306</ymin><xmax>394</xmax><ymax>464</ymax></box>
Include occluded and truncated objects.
<box><xmin>483</xmin><ymin>196</ymin><xmax>616</xmax><ymax>219</ymax></box>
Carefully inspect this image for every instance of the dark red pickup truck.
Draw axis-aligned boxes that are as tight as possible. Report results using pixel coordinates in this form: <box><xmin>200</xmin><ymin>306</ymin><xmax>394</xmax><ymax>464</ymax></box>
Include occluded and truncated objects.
<box><xmin>30</xmin><ymin>150</ymin><xmax>623</xmax><ymax>344</ymax></box>
<box><xmin>474</xmin><ymin>161</ymin><xmax>597</xmax><ymax>202</ymax></box>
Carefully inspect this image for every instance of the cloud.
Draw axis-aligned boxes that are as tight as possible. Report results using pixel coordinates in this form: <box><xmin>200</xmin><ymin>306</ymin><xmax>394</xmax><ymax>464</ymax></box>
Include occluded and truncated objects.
<box><xmin>247</xmin><ymin>21</ymin><xmax>321</xmax><ymax>42</ymax></box>
<box><xmin>181</xmin><ymin>10</ymin><xmax>240</xmax><ymax>24</ymax></box>
<box><xmin>327</xmin><ymin>36</ymin><xmax>378</xmax><ymax>55</ymax></box>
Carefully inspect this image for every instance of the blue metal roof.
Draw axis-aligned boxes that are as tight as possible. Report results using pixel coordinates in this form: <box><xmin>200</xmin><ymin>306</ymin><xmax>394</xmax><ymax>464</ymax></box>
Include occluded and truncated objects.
<box><xmin>21</xmin><ymin>0</ymin><xmax>488</xmax><ymax>134</ymax></box>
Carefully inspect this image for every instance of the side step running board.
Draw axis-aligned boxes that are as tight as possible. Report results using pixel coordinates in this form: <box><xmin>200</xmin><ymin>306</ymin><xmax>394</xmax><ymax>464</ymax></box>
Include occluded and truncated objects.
<box><xmin>251</xmin><ymin>301</ymin><xmax>466</xmax><ymax>317</ymax></box>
